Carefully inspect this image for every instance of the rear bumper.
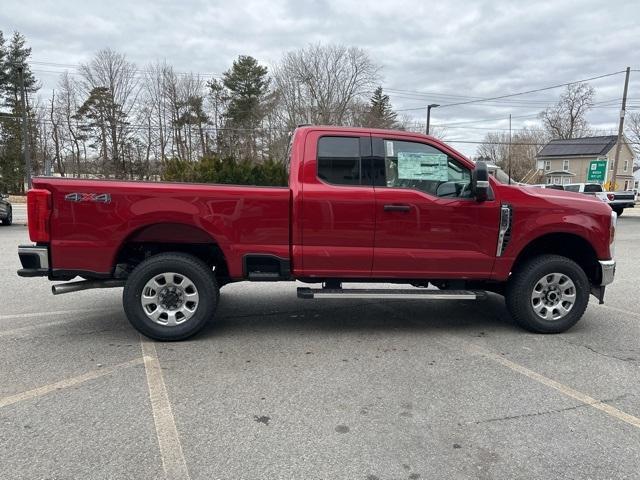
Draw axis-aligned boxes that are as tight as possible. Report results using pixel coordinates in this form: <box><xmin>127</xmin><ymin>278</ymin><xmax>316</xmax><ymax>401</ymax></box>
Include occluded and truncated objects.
<box><xmin>599</xmin><ymin>259</ymin><xmax>615</xmax><ymax>286</ymax></box>
<box><xmin>17</xmin><ymin>245</ymin><xmax>50</xmax><ymax>277</ymax></box>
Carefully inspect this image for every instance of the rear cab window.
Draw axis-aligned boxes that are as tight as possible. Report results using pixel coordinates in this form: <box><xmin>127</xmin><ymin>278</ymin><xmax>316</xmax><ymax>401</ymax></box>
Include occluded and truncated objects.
<box><xmin>317</xmin><ymin>136</ymin><xmax>362</xmax><ymax>185</ymax></box>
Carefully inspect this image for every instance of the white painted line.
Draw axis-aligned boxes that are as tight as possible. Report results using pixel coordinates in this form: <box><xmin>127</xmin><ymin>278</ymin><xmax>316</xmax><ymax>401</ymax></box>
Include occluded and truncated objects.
<box><xmin>595</xmin><ymin>303</ymin><xmax>640</xmax><ymax>319</ymax></box>
<box><xmin>0</xmin><ymin>308</ymin><xmax>119</xmax><ymax>321</ymax></box>
<box><xmin>458</xmin><ymin>340</ymin><xmax>640</xmax><ymax>429</ymax></box>
<box><xmin>0</xmin><ymin>320</ymin><xmax>69</xmax><ymax>337</ymax></box>
<box><xmin>140</xmin><ymin>337</ymin><xmax>190</xmax><ymax>480</ymax></box>
<box><xmin>0</xmin><ymin>357</ymin><xmax>144</xmax><ymax>409</ymax></box>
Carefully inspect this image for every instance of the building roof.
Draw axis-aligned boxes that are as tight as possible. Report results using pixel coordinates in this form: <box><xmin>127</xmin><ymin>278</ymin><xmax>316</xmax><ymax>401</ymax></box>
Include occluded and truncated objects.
<box><xmin>536</xmin><ymin>135</ymin><xmax>618</xmax><ymax>158</ymax></box>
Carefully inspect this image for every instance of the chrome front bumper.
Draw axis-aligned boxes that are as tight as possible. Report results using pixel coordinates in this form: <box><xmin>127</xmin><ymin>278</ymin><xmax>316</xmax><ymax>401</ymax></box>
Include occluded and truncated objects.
<box><xmin>599</xmin><ymin>260</ymin><xmax>616</xmax><ymax>286</ymax></box>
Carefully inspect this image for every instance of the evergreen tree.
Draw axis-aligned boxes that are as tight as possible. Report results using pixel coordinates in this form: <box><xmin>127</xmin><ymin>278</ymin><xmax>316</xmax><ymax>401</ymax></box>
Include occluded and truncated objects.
<box><xmin>0</xmin><ymin>31</ymin><xmax>39</xmax><ymax>192</ymax></box>
<box><xmin>364</xmin><ymin>86</ymin><xmax>397</xmax><ymax>129</ymax></box>
<box><xmin>221</xmin><ymin>56</ymin><xmax>270</xmax><ymax>160</ymax></box>
<box><xmin>76</xmin><ymin>86</ymin><xmax>127</xmax><ymax>177</ymax></box>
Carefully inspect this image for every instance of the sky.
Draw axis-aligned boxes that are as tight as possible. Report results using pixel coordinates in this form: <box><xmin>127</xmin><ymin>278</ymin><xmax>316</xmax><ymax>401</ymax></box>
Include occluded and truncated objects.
<box><xmin>1</xmin><ymin>0</ymin><xmax>639</xmax><ymax>156</ymax></box>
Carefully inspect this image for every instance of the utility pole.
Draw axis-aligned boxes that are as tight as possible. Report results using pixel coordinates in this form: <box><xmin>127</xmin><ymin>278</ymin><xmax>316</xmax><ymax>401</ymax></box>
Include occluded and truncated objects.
<box><xmin>18</xmin><ymin>66</ymin><xmax>32</xmax><ymax>189</ymax></box>
<box><xmin>610</xmin><ymin>66</ymin><xmax>630</xmax><ymax>191</ymax></box>
<box><xmin>508</xmin><ymin>114</ymin><xmax>512</xmax><ymax>184</ymax></box>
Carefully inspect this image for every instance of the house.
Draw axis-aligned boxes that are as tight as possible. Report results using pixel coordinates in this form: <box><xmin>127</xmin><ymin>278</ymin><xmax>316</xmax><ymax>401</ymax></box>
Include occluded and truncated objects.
<box><xmin>535</xmin><ymin>135</ymin><xmax>636</xmax><ymax>190</ymax></box>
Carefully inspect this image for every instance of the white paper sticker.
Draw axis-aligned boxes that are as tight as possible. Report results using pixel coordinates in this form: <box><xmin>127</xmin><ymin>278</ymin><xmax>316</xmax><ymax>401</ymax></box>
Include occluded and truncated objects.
<box><xmin>385</xmin><ymin>141</ymin><xmax>394</xmax><ymax>157</ymax></box>
<box><xmin>397</xmin><ymin>152</ymin><xmax>448</xmax><ymax>181</ymax></box>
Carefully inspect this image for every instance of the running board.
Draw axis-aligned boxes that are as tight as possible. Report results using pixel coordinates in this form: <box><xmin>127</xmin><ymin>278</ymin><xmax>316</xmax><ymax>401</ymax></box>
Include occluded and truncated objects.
<box><xmin>297</xmin><ymin>288</ymin><xmax>486</xmax><ymax>300</ymax></box>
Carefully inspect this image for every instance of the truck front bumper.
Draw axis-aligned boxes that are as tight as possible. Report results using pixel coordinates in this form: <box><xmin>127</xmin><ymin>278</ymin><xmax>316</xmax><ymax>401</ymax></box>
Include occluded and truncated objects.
<box><xmin>17</xmin><ymin>245</ymin><xmax>50</xmax><ymax>277</ymax></box>
<box><xmin>599</xmin><ymin>260</ymin><xmax>616</xmax><ymax>286</ymax></box>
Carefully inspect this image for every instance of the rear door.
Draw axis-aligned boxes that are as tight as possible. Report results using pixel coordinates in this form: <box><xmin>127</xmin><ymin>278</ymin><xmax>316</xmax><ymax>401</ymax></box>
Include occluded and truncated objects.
<box><xmin>299</xmin><ymin>131</ymin><xmax>375</xmax><ymax>277</ymax></box>
<box><xmin>370</xmin><ymin>135</ymin><xmax>500</xmax><ymax>278</ymax></box>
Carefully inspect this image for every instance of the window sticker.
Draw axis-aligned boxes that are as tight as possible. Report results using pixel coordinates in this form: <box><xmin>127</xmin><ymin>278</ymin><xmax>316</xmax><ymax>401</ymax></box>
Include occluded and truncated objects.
<box><xmin>397</xmin><ymin>152</ymin><xmax>448</xmax><ymax>181</ymax></box>
<box><xmin>385</xmin><ymin>140</ymin><xmax>394</xmax><ymax>157</ymax></box>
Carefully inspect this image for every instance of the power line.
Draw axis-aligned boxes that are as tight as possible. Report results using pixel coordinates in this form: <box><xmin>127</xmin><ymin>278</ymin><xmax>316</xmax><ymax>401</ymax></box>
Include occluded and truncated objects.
<box><xmin>395</xmin><ymin>70</ymin><xmax>627</xmax><ymax>111</ymax></box>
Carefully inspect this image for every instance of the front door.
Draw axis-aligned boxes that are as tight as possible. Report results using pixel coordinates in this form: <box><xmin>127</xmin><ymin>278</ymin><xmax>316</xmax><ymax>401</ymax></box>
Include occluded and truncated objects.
<box><xmin>299</xmin><ymin>131</ymin><xmax>376</xmax><ymax>278</ymax></box>
<box><xmin>371</xmin><ymin>136</ymin><xmax>500</xmax><ymax>279</ymax></box>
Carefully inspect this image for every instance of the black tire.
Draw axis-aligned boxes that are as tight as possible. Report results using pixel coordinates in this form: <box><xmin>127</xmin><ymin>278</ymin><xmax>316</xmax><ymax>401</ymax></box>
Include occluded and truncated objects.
<box><xmin>123</xmin><ymin>252</ymin><xmax>218</xmax><ymax>341</ymax></box>
<box><xmin>1</xmin><ymin>206</ymin><xmax>11</xmax><ymax>225</ymax></box>
<box><xmin>612</xmin><ymin>207</ymin><xmax>623</xmax><ymax>217</ymax></box>
<box><xmin>506</xmin><ymin>254</ymin><xmax>589</xmax><ymax>333</ymax></box>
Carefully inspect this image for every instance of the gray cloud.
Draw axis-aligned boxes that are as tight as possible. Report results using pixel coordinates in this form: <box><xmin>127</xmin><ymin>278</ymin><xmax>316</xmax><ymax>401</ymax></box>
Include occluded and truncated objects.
<box><xmin>1</xmin><ymin>0</ymin><xmax>639</xmax><ymax>155</ymax></box>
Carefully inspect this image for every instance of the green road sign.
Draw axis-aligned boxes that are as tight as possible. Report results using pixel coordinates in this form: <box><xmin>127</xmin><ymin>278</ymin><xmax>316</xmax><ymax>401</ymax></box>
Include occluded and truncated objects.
<box><xmin>587</xmin><ymin>160</ymin><xmax>607</xmax><ymax>182</ymax></box>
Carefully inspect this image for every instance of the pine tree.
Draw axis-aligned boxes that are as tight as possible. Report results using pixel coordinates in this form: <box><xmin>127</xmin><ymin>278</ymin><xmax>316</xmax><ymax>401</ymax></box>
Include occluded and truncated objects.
<box><xmin>221</xmin><ymin>56</ymin><xmax>270</xmax><ymax>160</ymax></box>
<box><xmin>0</xmin><ymin>31</ymin><xmax>39</xmax><ymax>192</ymax></box>
<box><xmin>365</xmin><ymin>87</ymin><xmax>397</xmax><ymax>129</ymax></box>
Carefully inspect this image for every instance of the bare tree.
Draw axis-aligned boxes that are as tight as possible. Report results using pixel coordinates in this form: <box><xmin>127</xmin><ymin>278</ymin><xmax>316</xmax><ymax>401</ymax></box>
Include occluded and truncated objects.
<box><xmin>273</xmin><ymin>44</ymin><xmax>380</xmax><ymax>127</ymax></box>
<box><xmin>626</xmin><ymin>111</ymin><xmax>640</xmax><ymax>158</ymax></box>
<box><xmin>78</xmin><ymin>48</ymin><xmax>140</xmax><ymax>177</ymax></box>
<box><xmin>539</xmin><ymin>82</ymin><xmax>594</xmax><ymax>139</ymax></box>
<box><xmin>477</xmin><ymin>127</ymin><xmax>548</xmax><ymax>182</ymax></box>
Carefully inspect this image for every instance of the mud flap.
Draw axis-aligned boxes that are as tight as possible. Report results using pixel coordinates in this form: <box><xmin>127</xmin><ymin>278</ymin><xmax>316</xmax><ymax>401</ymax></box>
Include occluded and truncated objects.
<box><xmin>590</xmin><ymin>285</ymin><xmax>606</xmax><ymax>304</ymax></box>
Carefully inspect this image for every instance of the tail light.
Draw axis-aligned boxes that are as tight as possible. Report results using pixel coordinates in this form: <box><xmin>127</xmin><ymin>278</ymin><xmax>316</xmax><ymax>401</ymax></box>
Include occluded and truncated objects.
<box><xmin>27</xmin><ymin>189</ymin><xmax>52</xmax><ymax>242</ymax></box>
<box><xmin>607</xmin><ymin>193</ymin><xmax>615</xmax><ymax>201</ymax></box>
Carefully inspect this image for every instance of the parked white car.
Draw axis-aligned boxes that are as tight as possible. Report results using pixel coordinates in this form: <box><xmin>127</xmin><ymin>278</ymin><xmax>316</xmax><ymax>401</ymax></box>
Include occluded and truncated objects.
<box><xmin>564</xmin><ymin>183</ymin><xmax>635</xmax><ymax>216</ymax></box>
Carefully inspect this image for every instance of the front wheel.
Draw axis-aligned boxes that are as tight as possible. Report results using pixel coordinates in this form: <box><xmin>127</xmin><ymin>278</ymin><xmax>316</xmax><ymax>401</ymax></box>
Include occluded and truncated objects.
<box><xmin>123</xmin><ymin>252</ymin><xmax>219</xmax><ymax>341</ymax></box>
<box><xmin>506</xmin><ymin>255</ymin><xmax>590</xmax><ymax>333</ymax></box>
<box><xmin>612</xmin><ymin>207</ymin><xmax>624</xmax><ymax>217</ymax></box>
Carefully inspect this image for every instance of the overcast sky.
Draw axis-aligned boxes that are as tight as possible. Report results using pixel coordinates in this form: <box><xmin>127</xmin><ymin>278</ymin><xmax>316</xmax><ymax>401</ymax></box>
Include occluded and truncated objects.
<box><xmin>2</xmin><ymin>0</ymin><xmax>639</xmax><ymax>156</ymax></box>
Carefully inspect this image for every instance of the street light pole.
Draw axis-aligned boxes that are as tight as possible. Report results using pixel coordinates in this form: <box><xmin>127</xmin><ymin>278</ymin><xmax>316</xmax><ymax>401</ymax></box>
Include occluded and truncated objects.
<box><xmin>426</xmin><ymin>103</ymin><xmax>440</xmax><ymax>135</ymax></box>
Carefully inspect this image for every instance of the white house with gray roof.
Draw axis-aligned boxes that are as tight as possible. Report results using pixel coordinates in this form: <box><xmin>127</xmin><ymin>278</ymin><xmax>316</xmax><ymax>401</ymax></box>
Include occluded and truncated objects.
<box><xmin>535</xmin><ymin>135</ymin><xmax>635</xmax><ymax>190</ymax></box>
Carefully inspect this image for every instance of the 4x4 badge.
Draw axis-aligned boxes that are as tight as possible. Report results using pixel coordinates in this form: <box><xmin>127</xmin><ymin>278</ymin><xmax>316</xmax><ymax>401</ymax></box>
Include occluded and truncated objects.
<box><xmin>65</xmin><ymin>193</ymin><xmax>111</xmax><ymax>203</ymax></box>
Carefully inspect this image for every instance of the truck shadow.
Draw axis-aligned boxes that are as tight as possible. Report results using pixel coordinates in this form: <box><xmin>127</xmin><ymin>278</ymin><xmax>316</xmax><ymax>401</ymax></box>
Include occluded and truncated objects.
<box><xmin>196</xmin><ymin>287</ymin><xmax>516</xmax><ymax>340</ymax></box>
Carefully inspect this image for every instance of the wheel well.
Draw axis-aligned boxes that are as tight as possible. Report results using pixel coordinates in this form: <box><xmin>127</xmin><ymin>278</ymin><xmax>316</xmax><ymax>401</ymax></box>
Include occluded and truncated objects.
<box><xmin>512</xmin><ymin>233</ymin><xmax>600</xmax><ymax>284</ymax></box>
<box><xmin>114</xmin><ymin>223</ymin><xmax>230</xmax><ymax>284</ymax></box>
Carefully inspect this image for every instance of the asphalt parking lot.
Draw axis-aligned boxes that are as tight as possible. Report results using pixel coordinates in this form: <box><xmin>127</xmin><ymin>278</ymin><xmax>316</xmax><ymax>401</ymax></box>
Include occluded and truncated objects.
<box><xmin>1</xmin><ymin>209</ymin><xmax>639</xmax><ymax>480</ymax></box>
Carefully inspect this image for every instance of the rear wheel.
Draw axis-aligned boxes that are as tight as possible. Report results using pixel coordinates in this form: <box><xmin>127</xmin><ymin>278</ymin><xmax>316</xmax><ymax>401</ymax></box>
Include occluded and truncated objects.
<box><xmin>506</xmin><ymin>254</ymin><xmax>589</xmax><ymax>333</ymax></box>
<box><xmin>123</xmin><ymin>252</ymin><xmax>218</xmax><ymax>341</ymax></box>
<box><xmin>1</xmin><ymin>206</ymin><xmax>11</xmax><ymax>225</ymax></box>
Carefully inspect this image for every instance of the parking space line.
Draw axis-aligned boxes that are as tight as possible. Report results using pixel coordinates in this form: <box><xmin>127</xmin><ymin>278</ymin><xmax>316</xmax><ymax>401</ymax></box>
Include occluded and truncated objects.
<box><xmin>0</xmin><ymin>357</ymin><xmax>144</xmax><ymax>409</ymax></box>
<box><xmin>0</xmin><ymin>308</ymin><xmax>119</xmax><ymax>321</ymax></box>
<box><xmin>455</xmin><ymin>340</ymin><xmax>640</xmax><ymax>429</ymax></box>
<box><xmin>595</xmin><ymin>303</ymin><xmax>640</xmax><ymax>319</ymax></box>
<box><xmin>140</xmin><ymin>337</ymin><xmax>191</xmax><ymax>480</ymax></box>
<box><xmin>0</xmin><ymin>320</ymin><xmax>69</xmax><ymax>337</ymax></box>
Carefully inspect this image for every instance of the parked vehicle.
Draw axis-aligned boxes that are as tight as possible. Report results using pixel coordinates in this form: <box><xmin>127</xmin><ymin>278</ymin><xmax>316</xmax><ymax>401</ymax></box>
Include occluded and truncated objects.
<box><xmin>527</xmin><ymin>184</ymin><xmax>565</xmax><ymax>190</ymax></box>
<box><xmin>564</xmin><ymin>183</ymin><xmax>634</xmax><ymax>216</ymax></box>
<box><xmin>0</xmin><ymin>193</ymin><xmax>12</xmax><ymax>226</ymax></box>
<box><xmin>17</xmin><ymin>126</ymin><xmax>617</xmax><ymax>340</ymax></box>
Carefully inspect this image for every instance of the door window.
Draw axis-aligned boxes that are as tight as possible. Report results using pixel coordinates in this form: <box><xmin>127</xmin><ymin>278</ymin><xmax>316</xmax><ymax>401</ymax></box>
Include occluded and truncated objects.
<box><xmin>374</xmin><ymin>139</ymin><xmax>472</xmax><ymax>198</ymax></box>
<box><xmin>317</xmin><ymin>137</ymin><xmax>362</xmax><ymax>185</ymax></box>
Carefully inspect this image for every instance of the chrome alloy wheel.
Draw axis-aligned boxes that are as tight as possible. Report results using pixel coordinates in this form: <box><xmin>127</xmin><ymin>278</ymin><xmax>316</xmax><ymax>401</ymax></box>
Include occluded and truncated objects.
<box><xmin>141</xmin><ymin>272</ymin><xmax>199</xmax><ymax>326</ymax></box>
<box><xmin>530</xmin><ymin>272</ymin><xmax>576</xmax><ymax>321</ymax></box>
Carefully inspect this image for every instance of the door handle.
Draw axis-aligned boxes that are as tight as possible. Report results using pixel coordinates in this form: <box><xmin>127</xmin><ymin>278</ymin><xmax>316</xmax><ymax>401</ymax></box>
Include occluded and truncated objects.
<box><xmin>383</xmin><ymin>204</ymin><xmax>411</xmax><ymax>212</ymax></box>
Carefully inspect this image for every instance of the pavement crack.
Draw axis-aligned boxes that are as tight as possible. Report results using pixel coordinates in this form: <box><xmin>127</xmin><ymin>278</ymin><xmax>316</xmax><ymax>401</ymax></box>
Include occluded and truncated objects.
<box><xmin>556</xmin><ymin>337</ymin><xmax>638</xmax><ymax>364</ymax></box>
<box><xmin>470</xmin><ymin>394</ymin><xmax>630</xmax><ymax>425</ymax></box>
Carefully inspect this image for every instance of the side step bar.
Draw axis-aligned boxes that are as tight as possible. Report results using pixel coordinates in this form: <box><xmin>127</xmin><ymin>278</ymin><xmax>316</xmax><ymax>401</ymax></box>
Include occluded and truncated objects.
<box><xmin>297</xmin><ymin>288</ymin><xmax>486</xmax><ymax>300</ymax></box>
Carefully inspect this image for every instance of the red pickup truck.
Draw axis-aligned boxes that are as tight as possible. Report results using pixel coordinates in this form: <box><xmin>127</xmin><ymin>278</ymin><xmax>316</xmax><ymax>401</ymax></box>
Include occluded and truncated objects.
<box><xmin>18</xmin><ymin>126</ymin><xmax>617</xmax><ymax>340</ymax></box>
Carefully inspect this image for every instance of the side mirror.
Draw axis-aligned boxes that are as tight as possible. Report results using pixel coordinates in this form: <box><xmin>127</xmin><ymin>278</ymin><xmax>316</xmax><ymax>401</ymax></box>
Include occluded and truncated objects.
<box><xmin>472</xmin><ymin>161</ymin><xmax>490</xmax><ymax>202</ymax></box>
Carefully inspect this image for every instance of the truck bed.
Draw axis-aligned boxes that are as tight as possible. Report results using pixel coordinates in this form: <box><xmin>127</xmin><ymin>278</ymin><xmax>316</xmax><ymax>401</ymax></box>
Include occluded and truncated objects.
<box><xmin>33</xmin><ymin>177</ymin><xmax>291</xmax><ymax>279</ymax></box>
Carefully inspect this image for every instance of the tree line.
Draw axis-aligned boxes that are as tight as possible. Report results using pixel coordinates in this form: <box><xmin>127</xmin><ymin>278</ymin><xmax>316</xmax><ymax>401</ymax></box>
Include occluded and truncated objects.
<box><xmin>1</xmin><ymin>30</ymin><xmax>637</xmax><ymax>192</ymax></box>
<box><xmin>0</xmin><ymin>33</ymin><xmax>401</xmax><ymax>192</ymax></box>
